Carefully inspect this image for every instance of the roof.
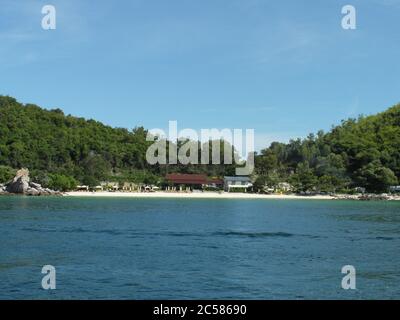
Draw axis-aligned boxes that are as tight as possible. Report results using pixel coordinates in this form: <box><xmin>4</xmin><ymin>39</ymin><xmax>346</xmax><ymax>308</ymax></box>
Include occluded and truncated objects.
<box><xmin>166</xmin><ymin>174</ymin><xmax>207</xmax><ymax>185</ymax></box>
<box><xmin>224</xmin><ymin>176</ymin><xmax>251</xmax><ymax>182</ymax></box>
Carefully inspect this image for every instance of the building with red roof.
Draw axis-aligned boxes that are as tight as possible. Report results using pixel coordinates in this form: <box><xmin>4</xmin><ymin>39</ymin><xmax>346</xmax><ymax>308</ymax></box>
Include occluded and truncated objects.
<box><xmin>165</xmin><ymin>174</ymin><xmax>223</xmax><ymax>190</ymax></box>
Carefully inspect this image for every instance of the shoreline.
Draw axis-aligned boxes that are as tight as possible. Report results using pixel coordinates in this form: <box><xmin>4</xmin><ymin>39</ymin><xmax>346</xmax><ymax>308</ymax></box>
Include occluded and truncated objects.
<box><xmin>64</xmin><ymin>191</ymin><xmax>335</xmax><ymax>200</ymax></box>
<box><xmin>1</xmin><ymin>191</ymin><xmax>399</xmax><ymax>200</ymax></box>
<box><xmin>63</xmin><ymin>191</ymin><xmax>400</xmax><ymax>200</ymax></box>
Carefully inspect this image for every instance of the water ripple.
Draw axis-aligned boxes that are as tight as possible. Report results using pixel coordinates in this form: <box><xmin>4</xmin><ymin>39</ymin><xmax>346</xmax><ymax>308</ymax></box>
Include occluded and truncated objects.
<box><xmin>20</xmin><ymin>227</ymin><xmax>323</xmax><ymax>239</ymax></box>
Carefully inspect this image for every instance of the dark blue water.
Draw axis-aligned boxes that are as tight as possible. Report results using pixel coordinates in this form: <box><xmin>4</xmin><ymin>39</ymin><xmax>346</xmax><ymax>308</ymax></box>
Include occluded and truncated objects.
<box><xmin>0</xmin><ymin>196</ymin><xmax>399</xmax><ymax>299</ymax></box>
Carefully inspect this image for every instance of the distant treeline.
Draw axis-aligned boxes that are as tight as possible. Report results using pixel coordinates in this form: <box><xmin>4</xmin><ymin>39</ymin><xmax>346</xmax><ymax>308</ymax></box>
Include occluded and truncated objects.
<box><xmin>0</xmin><ymin>95</ymin><xmax>399</xmax><ymax>193</ymax></box>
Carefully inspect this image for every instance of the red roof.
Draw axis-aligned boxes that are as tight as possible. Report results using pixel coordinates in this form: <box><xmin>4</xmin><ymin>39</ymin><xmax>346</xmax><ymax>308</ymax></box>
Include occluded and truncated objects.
<box><xmin>166</xmin><ymin>174</ymin><xmax>223</xmax><ymax>185</ymax></box>
<box><xmin>166</xmin><ymin>174</ymin><xmax>207</xmax><ymax>185</ymax></box>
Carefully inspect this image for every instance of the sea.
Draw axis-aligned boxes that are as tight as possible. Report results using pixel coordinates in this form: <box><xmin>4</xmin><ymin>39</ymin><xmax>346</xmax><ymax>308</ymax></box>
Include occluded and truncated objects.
<box><xmin>0</xmin><ymin>196</ymin><xmax>399</xmax><ymax>299</ymax></box>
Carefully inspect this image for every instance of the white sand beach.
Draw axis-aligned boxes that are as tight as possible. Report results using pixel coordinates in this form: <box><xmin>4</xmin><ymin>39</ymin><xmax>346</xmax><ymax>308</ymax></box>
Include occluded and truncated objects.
<box><xmin>65</xmin><ymin>191</ymin><xmax>335</xmax><ymax>200</ymax></box>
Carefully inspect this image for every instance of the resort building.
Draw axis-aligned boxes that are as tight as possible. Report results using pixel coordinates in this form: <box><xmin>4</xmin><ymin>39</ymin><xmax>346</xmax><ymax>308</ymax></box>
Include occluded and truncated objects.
<box><xmin>390</xmin><ymin>186</ymin><xmax>400</xmax><ymax>193</ymax></box>
<box><xmin>165</xmin><ymin>174</ymin><xmax>223</xmax><ymax>191</ymax></box>
<box><xmin>224</xmin><ymin>176</ymin><xmax>253</xmax><ymax>192</ymax></box>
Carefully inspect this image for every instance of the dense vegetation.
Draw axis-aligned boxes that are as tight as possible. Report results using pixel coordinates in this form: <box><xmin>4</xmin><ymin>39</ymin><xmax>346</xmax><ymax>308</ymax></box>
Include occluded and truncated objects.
<box><xmin>0</xmin><ymin>95</ymin><xmax>399</xmax><ymax>193</ymax></box>
<box><xmin>254</xmin><ymin>104</ymin><xmax>400</xmax><ymax>193</ymax></box>
<box><xmin>0</xmin><ymin>96</ymin><xmax>234</xmax><ymax>190</ymax></box>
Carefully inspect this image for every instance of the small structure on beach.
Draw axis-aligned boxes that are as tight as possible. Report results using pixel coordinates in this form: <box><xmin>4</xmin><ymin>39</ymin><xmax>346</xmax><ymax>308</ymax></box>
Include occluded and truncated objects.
<box><xmin>121</xmin><ymin>182</ymin><xmax>139</xmax><ymax>192</ymax></box>
<box><xmin>100</xmin><ymin>181</ymin><xmax>119</xmax><ymax>191</ymax></box>
<box><xmin>390</xmin><ymin>186</ymin><xmax>400</xmax><ymax>193</ymax></box>
<box><xmin>276</xmin><ymin>182</ymin><xmax>293</xmax><ymax>193</ymax></box>
<box><xmin>76</xmin><ymin>185</ymin><xmax>89</xmax><ymax>191</ymax></box>
<box><xmin>224</xmin><ymin>176</ymin><xmax>253</xmax><ymax>192</ymax></box>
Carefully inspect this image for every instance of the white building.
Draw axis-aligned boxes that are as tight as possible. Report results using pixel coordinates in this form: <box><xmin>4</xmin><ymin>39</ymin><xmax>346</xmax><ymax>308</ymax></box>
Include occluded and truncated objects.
<box><xmin>224</xmin><ymin>176</ymin><xmax>253</xmax><ymax>192</ymax></box>
<box><xmin>389</xmin><ymin>186</ymin><xmax>400</xmax><ymax>193</ymax></box>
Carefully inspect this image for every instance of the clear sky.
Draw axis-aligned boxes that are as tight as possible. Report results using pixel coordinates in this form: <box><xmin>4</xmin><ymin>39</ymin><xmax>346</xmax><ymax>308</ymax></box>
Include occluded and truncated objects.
<box><xmin>1</xmin><ymin>0</ymin><xmax>400</xmax><ymax>150</ymax></box>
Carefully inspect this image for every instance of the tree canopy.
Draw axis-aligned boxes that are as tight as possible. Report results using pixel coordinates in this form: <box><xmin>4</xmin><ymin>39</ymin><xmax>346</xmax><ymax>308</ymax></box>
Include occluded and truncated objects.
<box><xmin>254</xmin><ymin>105</ymin><xmax>400</xmax><ymax>193</ymax></box>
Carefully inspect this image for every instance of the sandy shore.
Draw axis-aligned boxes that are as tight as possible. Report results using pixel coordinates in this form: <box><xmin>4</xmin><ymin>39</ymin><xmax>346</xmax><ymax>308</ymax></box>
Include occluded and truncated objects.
<box><xmin>65</xmin><ymin>191</ymin><xmax>335</xmax><ymax>200</ymax></box>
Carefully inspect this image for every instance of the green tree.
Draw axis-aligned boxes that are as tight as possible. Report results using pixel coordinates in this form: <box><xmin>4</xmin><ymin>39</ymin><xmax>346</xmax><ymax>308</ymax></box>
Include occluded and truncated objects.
<box><xmin>0</xmin><ymin>165</ymin><xmax>16</xmax><ymax>183</ymax></box>
<box><xmin>255</xmin><ymin>149</ymin><xmax>278</xmax><ymax>175</ymax></box>
<box><xmin>355</xmin><ymin>161</ymin><xmax>398</xmax><ymax>193</ymax></box>
<box><xmin>48</xmin><ymin>174</ymin><xmax>78</xmax><ymax>191</ymax></box>
<box><xmin>292</xmin><ymin>162</ymin><xmax>318</xmax><ymax>192</ymax></box>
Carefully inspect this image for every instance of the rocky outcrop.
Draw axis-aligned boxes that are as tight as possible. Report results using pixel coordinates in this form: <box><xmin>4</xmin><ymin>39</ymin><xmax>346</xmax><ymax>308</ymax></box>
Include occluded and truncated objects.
<box><xmin>333</xmin><ymin>193</ymin><xmax>399</xmax><ymax>201</ymax></box>
<box><xmin>6</xmin><ymin>168</ymin><xmax>30</xmax><ymax>193</ymax></box>
<box><xmin>3</xmin><ymin>168</ymin><xmax>62</xmax><ymax>196</ymax></box>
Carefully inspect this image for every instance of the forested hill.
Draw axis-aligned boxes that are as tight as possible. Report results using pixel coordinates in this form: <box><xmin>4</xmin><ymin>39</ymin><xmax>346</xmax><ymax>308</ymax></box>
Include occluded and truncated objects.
<box><xmin>0</xmin><ymin>95</ymin><xmax>153</xmax><ymax>187</ymax></box>
<box><xmin>0</xmin><ymin>95</ymin><xmax>399</xmax><ymax>193</ymax></box>
<box><xmin>255</xmin><ymin>104</ymin><xmax>400</xmax><ymax>193</ymax></box>
<box><xmin>0</xmin><ymin>95</ymin><xmax>234</xmax><ymax>189</ymax></box>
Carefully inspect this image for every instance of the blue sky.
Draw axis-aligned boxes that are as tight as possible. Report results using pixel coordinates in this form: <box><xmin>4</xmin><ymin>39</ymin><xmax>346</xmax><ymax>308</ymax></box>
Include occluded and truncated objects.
<box><xmin>1</xmin><ymin>0</ymin><xmax>400</xmax><ymax>150</ymax></box>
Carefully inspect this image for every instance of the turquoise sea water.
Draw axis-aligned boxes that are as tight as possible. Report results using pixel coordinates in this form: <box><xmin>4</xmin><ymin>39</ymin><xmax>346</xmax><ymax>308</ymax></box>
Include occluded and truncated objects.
<box><xmin>0</xmin><ymin>196</ymin><xmax>399</xmax><ymax>299</ymax></box>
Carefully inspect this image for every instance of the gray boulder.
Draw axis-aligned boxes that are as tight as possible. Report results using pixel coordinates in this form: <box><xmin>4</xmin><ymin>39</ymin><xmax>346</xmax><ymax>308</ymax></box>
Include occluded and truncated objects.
<box><xmin>6</xmin><ymin>168</ymin><xmax>30</xmax><ymax>194</ymax></box>
<box><xmin>44</xmin><ymin>188</ymin><xmax>55</xmax><ymax>195</ymax></box>
<box><xmin>3</xmin><ymin>168</ymin><xmax>61</xmax><ymax>196</ymax></box>
<box><xmin>26</xmin><ymin>187</ymin><xmax>40</xmax><ymax>196</ymax></box>
<box><xmin>29</xmin><ymin>182</ymin><xmax>42</xmax><ymax>189</ymax></box>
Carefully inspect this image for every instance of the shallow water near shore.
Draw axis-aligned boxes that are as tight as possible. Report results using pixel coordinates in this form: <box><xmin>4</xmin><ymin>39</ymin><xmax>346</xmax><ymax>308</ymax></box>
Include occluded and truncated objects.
<box><xmin>0</xmin><ymin>196</ymin><xmax>399</xmax><ymax>299</ymax></box>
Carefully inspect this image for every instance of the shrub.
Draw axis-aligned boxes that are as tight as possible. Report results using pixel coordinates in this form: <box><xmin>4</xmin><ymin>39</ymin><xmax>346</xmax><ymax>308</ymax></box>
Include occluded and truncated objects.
<box><xmin>0</xmin><ymin>165</ymin><xmax>16</xmax><ymax>184</ymax></box>
<box><xmin>48</xmin><ymin>174</ymin><xmax>78</xmax><ymax>191</ymax></box>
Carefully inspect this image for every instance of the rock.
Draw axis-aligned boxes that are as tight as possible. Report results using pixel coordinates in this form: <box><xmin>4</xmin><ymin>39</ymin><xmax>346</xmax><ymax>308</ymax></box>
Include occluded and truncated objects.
<box><xmin>40</xmin><ymin>188</ymin><xmax>54</xmax><ymax>195</ymax></box>
<box><xmin>6</xmin><ymin>168</ymin><xmax>30</xmax><ymax>194</ymax></box>
<box><xmin>29</xmin><ymin>182</ymin><xmax>42</xmax><ymax>189</ymax></box>
<box><xmin>333</xmin><ymin>194</ymin><xmax>359</xmax><ymax>200</ymax></box>
<box><xmin>26</xmin><ymin>187</ymin><xmax>40</xmax><ymax>196</ymax></box>
<box><xmin>358</xmin><ymin>194</ymin><xmax>390</xmax><ymax>201</ymax></box>
<box><xmin>333</xmin><ymin>193</ymin><xmax>392</xmax><ymax>201</ymax></box>
<box><xmin>2</xmin><ymin>168</ymin><xmax>62</xmax><ymax>196</ymax></box>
